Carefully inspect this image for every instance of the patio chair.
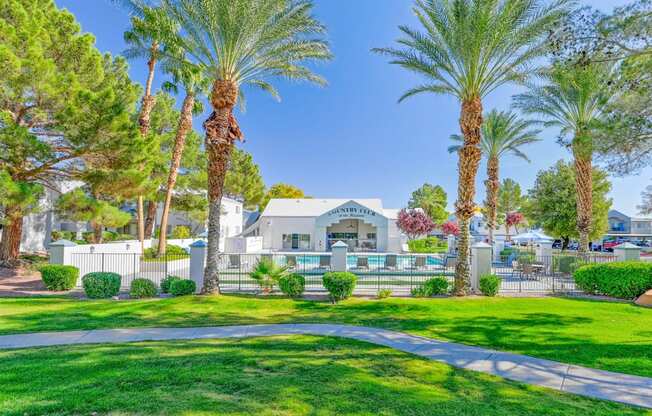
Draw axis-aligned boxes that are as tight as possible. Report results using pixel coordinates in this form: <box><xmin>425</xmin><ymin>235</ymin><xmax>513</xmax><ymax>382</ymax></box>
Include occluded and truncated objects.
<box><xmin>407</xmin><ymin>256</ymin><xmax>427</xmax><ymax>270</ymax></box>
<box><xmin>286</xmin><ymin>255</ymin><xmax>297</xmax><ymax>270</ymax></box>
<box><xmin>319</xmin><ymin>255</ymin><xmax>331</xmax><ymax>271</ymax></box>
<box><xmin>383</xmin><ymin>254</ymin><xmax>397</xmax><ymax>270</ymax></box>
<box><xmin>520</xmin><ymin>263</ymin><xmax>535</xmax><ymax>280</ymax></box>
<box><xmin>356</xmin><ymin>256</ymin><xmax>369</xmax><ymax>270</ymax></box>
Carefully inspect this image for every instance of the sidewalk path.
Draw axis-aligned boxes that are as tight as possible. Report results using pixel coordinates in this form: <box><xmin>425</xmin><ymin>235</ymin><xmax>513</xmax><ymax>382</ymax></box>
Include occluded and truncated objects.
<box><xmin>1</xmin><ymin>324</ymin><xmax>650</xmax><ymax>409</ymax></box>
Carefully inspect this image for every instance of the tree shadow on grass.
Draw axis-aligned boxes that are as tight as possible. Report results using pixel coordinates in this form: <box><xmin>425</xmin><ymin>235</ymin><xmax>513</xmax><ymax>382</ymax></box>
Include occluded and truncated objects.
<box><xmin>0</xmin><ymin>336</ymin><xmax>644</xmax><ymax>416</ymax></box>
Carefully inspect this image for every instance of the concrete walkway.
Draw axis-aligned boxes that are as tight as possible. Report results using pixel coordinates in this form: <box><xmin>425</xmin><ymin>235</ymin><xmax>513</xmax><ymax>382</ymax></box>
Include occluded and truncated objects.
<box><xmin>1</xmin><ymin>324</ymin><xmax>650</xmax><ymax>409</ymax></box>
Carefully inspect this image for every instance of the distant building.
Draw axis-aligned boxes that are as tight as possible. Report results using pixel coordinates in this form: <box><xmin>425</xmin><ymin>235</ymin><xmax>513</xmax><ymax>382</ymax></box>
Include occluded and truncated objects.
<box><xmin>605</xmin><ymin>209</ymin><xmax>652</xmax><ymax>239</ymax></box>
<box><xmin>242</xmin><ymin>198</ymin><xmax>408</xmax><ymax>252</ymax></box>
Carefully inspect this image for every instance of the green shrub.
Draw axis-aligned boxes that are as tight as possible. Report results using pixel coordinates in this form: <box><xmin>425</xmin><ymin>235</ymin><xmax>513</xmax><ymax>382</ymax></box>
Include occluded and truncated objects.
<box><xmin>130</xmin><ymin>278</ymin><xmax>158</xmax><ymax>298</ymax></box>
<box><xmin>411</xmin><ymin>276</ymin><xmax>449</xmax><ymax>297</ymax></box>
<box><xmin>278</xmin><ymin>274</ymin><xmax>305</xmax><ymax>297</ymax></box>
<box><xmin>171</xmin><ymin>226</ymin><xmax>191</xmax><ymax>239</ymax></box>
<box><xmin>377</xmin><ymin>288</ymin><xmax>392</xmax><ymax>299</ymax></box>
<box><xmin>161</xmin><ymin>275</ymin><xmax>182</xmax><ymax>294</ymax></box>
<box><xmin>323</xmin><ymin>272</ymin><xmax>357</xmax><ymax>303</ymax></box>
<box><xmin>143</xmin><ymin>244</ymin><xmax>188</xmax><ymax>259</ymax></box>
<box><xmin>51</xmin><ymin>230</ymin><xmax>74</xmax><ymax>242</ymax></box>
<box><xmin>574</xmin><ymin>262</ymin><xmax>652</xmax><ymax>299</ymax></box>
<box><xmin>408</xmin><ymin>237</ymin><xmax>447</xmax><ymax>253</ymax></box>
<box><xmin>479</xmin><ymin>274</ymin><xmax>501</xmax><ymax>296</ymax></box>
<box><xmin>102</xmin><ymin>231</ymin><xmax>118</xmax><ymax>242</ymax></box>
<box><xmin>411</xmin><ymin>286</ymin><xmax>429</xmax><ymax>297</ymax></box>
<box><xmin>39</xmin><ymin>265</ymin><xmax>79</xmax><ymax>291</ymax></box>
<box><xmin>517</xmin><ymin>252</ymin><xmax>536</xmax><ymax>263</ymax></box>
<box><xmin>114</xmin><ymin>233</ymin><xmax>134</xmax><ymax>241</ymax></box>
<box><xmin>169</xmin><ymin>279</ymin><xmax>196</xmax><ymax>296</ymax></box>
<box><xmin>424</xmin><ymin>277</ymin><xmax>450</xmax><ymax>295</ymax></box>
<box><xmin>249</xmin><ymin>257</ymin><xmax>289</xmax><ymax>293</ymax></box>
<box><xmin>82</xmin><ymin>272</ymin><xmax>121</xmax><ymax>299</ymax></box>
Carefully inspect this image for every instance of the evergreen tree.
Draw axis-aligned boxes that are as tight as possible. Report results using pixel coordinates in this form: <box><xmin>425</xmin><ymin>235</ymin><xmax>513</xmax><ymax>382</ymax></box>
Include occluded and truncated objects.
<box><xmin>260</xmin><ymin>184</ymin><xmax>308</xmax><ymax>212</ymax></box>
<box><xmin>407</xmin><ymin>184</ymin><xmax>448</xmax><ymax>225</ymax></box>
<box><xmin>0</xmin><ymin>0</ymin><xmax>141</xmax><ymax>262</ymax></box>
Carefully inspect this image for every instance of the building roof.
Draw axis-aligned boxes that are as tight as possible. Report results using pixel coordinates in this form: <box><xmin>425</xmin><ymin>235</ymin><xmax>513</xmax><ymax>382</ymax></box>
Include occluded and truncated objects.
<box><xmin>261</xmin><ymin>198</ymin><xmax>396</xmax><ymax>218</ymax></box>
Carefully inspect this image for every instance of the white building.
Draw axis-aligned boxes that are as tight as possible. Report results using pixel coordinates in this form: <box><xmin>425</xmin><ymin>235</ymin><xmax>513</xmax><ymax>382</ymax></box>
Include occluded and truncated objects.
<box><xmin>243</xmin><ymin>198</ymin><xmax>408</xmax><ymax>252</ymax></box>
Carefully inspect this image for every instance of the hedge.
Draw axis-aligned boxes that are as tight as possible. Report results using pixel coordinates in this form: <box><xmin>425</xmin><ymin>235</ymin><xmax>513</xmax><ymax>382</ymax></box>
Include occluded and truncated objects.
<box><xmin>130</xmin><ymin>278</ymin><xmax>158</xmax><ymax>298</ymax></box>
<box><xmin>161</xmin><ymin>275</ymin><xmax>182</xmax><ymax>294</ymax></box>
<box><xmin>479</xmin><ymin>274</ymin><xmax>501</xmax><ymax>297</ymax></box>
<box><xmin>323</xmin><ymin>272</ymin><xmax>357</xmax><ymax>303</ymax></box>
<box><xmin>169</xmin><ymin>279</ymin><xmax>196</xmax><ymax>296</ymax></box>
<box><xmin>408</xmin><ymin>237</ymin><xmax>447</xmax><ymax>253</ymax></box>
<box><xmin>82</xmin><ymin>272</ymin><xmax>121</xmax><ymax>299</ymax></box>
<box><xmin>573</xmin><ymin>261</ymin><xmax>652</xmax><ymax>299</ymax></box>
<box><xmin>39</xmin><ymin>265</ymin><xmax>79</xmax><ymax>291</ymax></box>
<box><xmin>278</xmin><ymin>274</ymin><xmax>305</xmax><ymax>298</ymax></box>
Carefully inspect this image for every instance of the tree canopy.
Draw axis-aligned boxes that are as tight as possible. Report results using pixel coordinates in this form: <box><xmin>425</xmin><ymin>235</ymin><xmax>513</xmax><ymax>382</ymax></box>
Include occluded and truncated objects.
<box><xmin>224</xmin><ymin>149</ymin><xmax>265</xmax><ymax>211</ymax></box>
<box><xmin>496</xmin><ymin>178</ymin><xmax>525</xmax><ymax>225</ymax></box>
<box><xmin>260</xmin><ymin>183</ymin><xmax>307</xmax><ymax>211</ymax></box>
<box><xmin>524</xmin><ymin>160</ymin><xmax>611</xmax><ymax>242</ymax></box>
<box><xmin>407</xmin><ymin>184</ymin><xmax>448</xmax><ymax>225</ymax></box>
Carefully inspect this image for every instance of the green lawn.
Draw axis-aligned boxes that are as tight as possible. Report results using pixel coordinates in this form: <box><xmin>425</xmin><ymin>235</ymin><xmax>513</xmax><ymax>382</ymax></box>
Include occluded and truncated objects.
<box><xmin>0</xmin><ymin>335</ymin><xmax>647</xmax><ymax>415</ymax></box>
<box><xmin>1</xmin><ymin>295</ymin><xmax>651</xmax><ymax>378</ymax></box>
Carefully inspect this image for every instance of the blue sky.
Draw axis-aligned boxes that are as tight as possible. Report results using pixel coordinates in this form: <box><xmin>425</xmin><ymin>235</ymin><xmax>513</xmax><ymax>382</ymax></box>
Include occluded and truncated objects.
<box><xmin>55</xmin><ymin>0</ymin><xmax>649</xmax><ymax>216</ymax></box>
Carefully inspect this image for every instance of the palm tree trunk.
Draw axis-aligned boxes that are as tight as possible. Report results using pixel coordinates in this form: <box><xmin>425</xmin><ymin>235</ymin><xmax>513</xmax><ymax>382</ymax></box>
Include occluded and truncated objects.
<box><xmin>454</xmin><ymin>97</ymin><xmax>483</xmax><ymax>296</ymax></box>
<box><xmin>0</xmin><ymin>205</ymin><xmax>23</xmax><ymax>265</ymax></box>
<box><xmin>93</xmin><ymin>223</ymin><xmax>103</xmax><ymax>244</ymax></box>
<box><xmin>202</xmin><ymin>80</ymin><xmax>242</xmax><ymax>294</ymax></box>
<box><xmin>573</xmin><ymin>135</ymin><xmax>593</xmax><ymax>256</ymax></box>
<box><xmin>158</xmin><ymin>93</ymin><xmax>195</xmax><ymax>257</ymax></box>
<box><xmin>485</xmin><ymin>156</ymin><xmax>499</xmax><ymax>246</ymax></box>
<box><xmin>136</xmin><ymin>43</ymin><xmax>159</xmax><ymax>251</ymax></box>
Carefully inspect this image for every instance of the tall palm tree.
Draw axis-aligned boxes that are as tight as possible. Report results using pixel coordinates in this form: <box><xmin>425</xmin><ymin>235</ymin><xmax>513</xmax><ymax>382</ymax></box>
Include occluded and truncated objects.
<box><xmin>514</xmin><ymin>62</ymin><xmax>614</xmax><ymax>254</ymax></box>
<box><xmin>374</xmin><ymin>0</ymin><xmax>569</xmax><ymax>295</ymax></box>
<box><xmin>448</xmin><ymin>110</ymin><xmax>540</xmax><ymax>244</ymax></box>
<box><xmin>162</xmin><ymin>0</ymin><xmax>332</xmax><ymax>294</ymax></box>
<box><xmin>114</xmin><ymin>1</ymin><xmax>167</xmax><ymax>246</ymax></box>
<box><xmin>157</xmin><ymin>60</ymin><xmax>207</xmax><ymax>257</ymax></box>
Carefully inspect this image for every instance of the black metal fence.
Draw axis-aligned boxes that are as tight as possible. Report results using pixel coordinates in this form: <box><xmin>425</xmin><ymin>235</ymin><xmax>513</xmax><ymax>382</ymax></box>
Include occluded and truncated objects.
<box><xmin>493</xmin><ymin>252</ymin><xmax>617</xmax><ymax>293</ymax></box>
<box><xmin>68</xmin><ymin>251</ymin><xmax>615</xmax><ymax>295</ymax></box>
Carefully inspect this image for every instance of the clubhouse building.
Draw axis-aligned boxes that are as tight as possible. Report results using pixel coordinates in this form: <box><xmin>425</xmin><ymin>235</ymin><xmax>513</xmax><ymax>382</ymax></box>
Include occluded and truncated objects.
<box><xmin>242</xmin><ymin>199</ymin><xmax>407</xmax><ymax>252</ymax></box>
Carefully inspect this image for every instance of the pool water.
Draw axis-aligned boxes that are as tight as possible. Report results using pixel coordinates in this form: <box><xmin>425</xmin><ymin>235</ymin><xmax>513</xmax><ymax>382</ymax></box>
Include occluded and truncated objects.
<box><xmin>287</xmin><ymin>255</ymin><xmax>444</xmax><ymax>269</ymax></box>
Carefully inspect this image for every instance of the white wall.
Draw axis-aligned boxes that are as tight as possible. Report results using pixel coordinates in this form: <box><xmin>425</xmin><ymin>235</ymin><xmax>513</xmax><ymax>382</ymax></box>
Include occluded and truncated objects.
<box><xmin>258</xmin><ymin>217</ymin><xmax>316</xmax><ymax>250</ymax></box>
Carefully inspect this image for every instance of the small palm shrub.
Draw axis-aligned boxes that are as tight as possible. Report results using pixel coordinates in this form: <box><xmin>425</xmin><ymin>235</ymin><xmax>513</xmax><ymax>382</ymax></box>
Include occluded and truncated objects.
<box><xmin>574</xmin><ymin>262</ymin><xmax>652</xmax><ymax>299</ymax></box>
<box><xmin>82</xmin><ymin>272</ymin><xmax>121</xmax><ymax>299</ymax></box>
<box><xmin>39</xmin><ymin>265</ymin><xmax>79</xmax><ymax>291</ymax></box>
<box><xmin>323</xmin><ymin>272</ymin><xmax>357</xmax><ymax>303</ymax></box>
<box><xmin>278</xmin><ymin>274</ymin><xmax>305</xmax><ymax>298</ymax></box>
<box><xmin>377</xmin><ymin>288</ymin><xmax>392</xmax><ymax>299</ymax></box>
<box><xmin>479</xmin><ymin>274</ymin><xmax>501</xmax><ymax>296</ymax></box>
<box><xmin>169</xmin><ymin>279</ymin><xmax>196</xmax><ymax>296</ymax></box>
<box><xmin>130</xmin><ymin>278</ymin><xmax>158</xmax><ymax>298</ymax></box>
<box><xmin>250</xmin><ymin>257</ymin><xmax>290</xmax><ymax>293</ymax></box>
<box><xmin>161</xmin><ymin>275</ymin><xmax>182</xmax><ymax>294</ymax></box>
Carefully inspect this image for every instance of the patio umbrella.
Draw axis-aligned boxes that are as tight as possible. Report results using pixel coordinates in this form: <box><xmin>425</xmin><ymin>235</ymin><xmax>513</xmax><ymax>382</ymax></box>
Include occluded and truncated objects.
<box><xmin>511</xmin><ymin>230</ymin><xmax>554</xmax><ymax>244</ymax></box>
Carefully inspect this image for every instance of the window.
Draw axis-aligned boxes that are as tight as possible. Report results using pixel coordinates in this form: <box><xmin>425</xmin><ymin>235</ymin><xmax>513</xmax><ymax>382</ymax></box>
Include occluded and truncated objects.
<box><xmin>367</xmin><ymin>233</ymin><xmax>377</xmax><ymax>240</ymax></box>
<box><xmin>282</xmin><ymin>233</ymin><xmax>310</xmax><ymax>250</ymax></box>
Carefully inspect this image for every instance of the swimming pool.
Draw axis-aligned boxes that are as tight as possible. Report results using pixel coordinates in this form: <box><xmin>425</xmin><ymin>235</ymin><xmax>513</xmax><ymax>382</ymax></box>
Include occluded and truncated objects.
<box><xmin>284</xmin><ymin>254</ymin><xmax>445</xmax><ymax>269</ymax></box>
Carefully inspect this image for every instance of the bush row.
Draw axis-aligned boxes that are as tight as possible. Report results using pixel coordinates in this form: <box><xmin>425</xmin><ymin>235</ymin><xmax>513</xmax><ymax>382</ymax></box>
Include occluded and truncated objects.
<box><xmin>39</xmin><ymin>265</ymin><xmax>196</xmax><ymax>299</ymax></box>
<box><xmin>408</xmin><ymin>237</ymin><xmax>448</xmax><ymax>253</ymax></box>
<box><xmin>573</xmin><ymin>261</ymin><xmax>652</xmax><ymax>299</ymax></box>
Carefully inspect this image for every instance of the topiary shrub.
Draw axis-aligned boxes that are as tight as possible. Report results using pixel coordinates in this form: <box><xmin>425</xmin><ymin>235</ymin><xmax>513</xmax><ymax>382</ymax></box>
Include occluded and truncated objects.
<box><xmin>424</xmin><ymin>276</ymin><xmax>450</xmax><ymax>295</ymax></box>
<box><xmin>39</xmin><ymin>265</ymin><xmax>79</xmax><ymax>291</ymax></box>
<box><xmin>479</xmin><ymin>274</ymin><xmax>501</xmax><ymax>296</ymax></box>
<box><xmin>82</xmin><ymin>272</ymin><xmax>121</xmax><ymax>299</ymax></box>
<box><xmin>323</xmin><ymin>272</ymin><xmax>357</xmax><ymax>303</ymax></box>
<box><xmin>574</xmin><ymin>262</ymin><xmax>652</xmax><ymax>299</ymax></box>
<box><xmin>130</xmin><ymin>278</ymin><xmax>158</xmax><ymax>298</ymax></box>
<box><xmin>169</xmin><ymin>279</ymin><xmax>196</xmax><ymax>296</ymax></box>
<box><xmin>278</xmin><ymin>274</ymin><xmax>305</xmax><ymax>298</ymax></box>
<box><xmin>161</xmin><ymin>275</ymin><xmax>182</xmax><ymax>294</ymax></box>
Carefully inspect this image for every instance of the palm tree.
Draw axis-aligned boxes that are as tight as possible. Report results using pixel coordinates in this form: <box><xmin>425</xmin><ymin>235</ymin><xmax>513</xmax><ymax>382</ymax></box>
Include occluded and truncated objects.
<box><xmin>162</xmin><ymin>0</ymin><xmax>332</xmax><ymax>293</ymax></box>
<box><xmin>514</xmin><ymin>62</ymin><xmax>614</xmax><ymax>254</ymax></box>
<box><xmin>114</xmin><ymin>1</ymin><xmax>168</xmax><ymax>246</ymax></box>
<box><xmin>373</xmin><ymin>0</ymin><xmax>569</xmax><ymax>295</ymax></box>
<box><xmin>448</xmin><ymin>110</ymin><xmax>540</xmax><ymax>244</ymax></box>
<box><xmin>157</xmin><ymin>60</ymin><xmax>207</xmax><ymax>257</ymax></box>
